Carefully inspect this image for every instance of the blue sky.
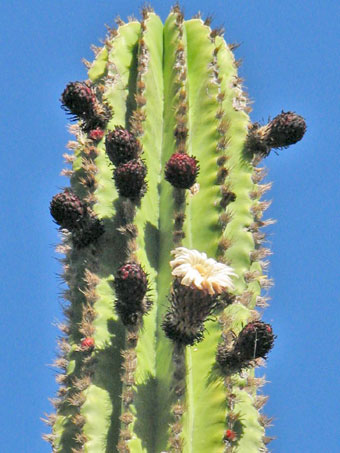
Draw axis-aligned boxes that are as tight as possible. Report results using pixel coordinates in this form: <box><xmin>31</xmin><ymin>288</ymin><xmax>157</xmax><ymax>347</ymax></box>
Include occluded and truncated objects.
<box><xmin>1</xmin><ymin>1</ymin><xmax>340</xmax><ymax>452</ymax></box>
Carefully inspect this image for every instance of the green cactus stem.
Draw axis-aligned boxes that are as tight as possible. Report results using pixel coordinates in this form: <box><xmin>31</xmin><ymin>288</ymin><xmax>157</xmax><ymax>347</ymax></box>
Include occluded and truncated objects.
<box><xmin>46</xmin><ymin>6</ymin><xmax>306</xmax><ymax>453</ymax></box>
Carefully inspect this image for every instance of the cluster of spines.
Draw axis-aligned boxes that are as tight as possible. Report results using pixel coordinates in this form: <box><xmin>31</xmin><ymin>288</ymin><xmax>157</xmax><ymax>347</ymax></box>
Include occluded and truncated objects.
<box><xmin>50</xmin><ymin>187</ymin><xmax>104</xmax><ymax>249</ymax></box>
<box><xmin>204</xmin><ymin>30</ymin><xmax>245</xmax><ymax>452</ymax></box>
<box><xmin>216</xmin><ymin>321</ymin><xmax>275</xmax><ymax>373</ymax></box>
<box><xmin>223</xmin><ymin>377</ymin><xmax>239</xmax><ymax>451</ymax></box>
<box><xmin>130</xmin><ymin>8</ymin><xmax>150</xmax><ymax>138</ymax></box>
<box><xmin>118</xmin><ymin>332</ymin><xmax>138</xmax><ymax>453</ymax></box>
<box><xmin>247</xmin><ymin>111</ymin><xmax>307</xmax><ymax>165</ymax></box>
<box><xmin>61</xmin><ymin>81</ymin><xmax>110</xmax><ymax>134</ymax></box>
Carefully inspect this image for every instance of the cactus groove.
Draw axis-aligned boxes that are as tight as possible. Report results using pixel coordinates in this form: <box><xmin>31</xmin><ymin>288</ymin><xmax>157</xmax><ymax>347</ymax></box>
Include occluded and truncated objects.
<box><xmin>46</xmin><ymin>6</ymin><xmax>306</xmax><ymax>453</ymax></box>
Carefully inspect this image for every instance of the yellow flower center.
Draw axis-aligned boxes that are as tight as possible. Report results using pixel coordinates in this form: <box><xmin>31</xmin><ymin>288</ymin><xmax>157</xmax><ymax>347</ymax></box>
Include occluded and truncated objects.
<box><xmin>193</xmin><ymin>263</ymin><xmax>207</xmax><ymax>275</ymax></box>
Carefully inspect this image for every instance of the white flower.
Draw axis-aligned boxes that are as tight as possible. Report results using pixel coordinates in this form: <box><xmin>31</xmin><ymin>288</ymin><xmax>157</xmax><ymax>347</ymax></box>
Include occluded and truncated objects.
<box><xmin>170</xmin><ymin>247</ymin><xmax>236</xmax><ymax>295</ymax></box>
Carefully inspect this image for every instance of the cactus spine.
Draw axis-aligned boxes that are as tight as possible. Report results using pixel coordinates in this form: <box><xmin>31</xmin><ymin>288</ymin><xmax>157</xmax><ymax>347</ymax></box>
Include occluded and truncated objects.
<box><xmin>46</xmin><ymin>6</ymin><xmax>306</xmax><ymax>453</ymax></box>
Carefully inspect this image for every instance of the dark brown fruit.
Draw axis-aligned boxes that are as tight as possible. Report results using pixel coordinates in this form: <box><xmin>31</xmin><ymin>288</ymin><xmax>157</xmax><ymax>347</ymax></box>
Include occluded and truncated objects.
<box><xmin>50</xmin><ymin>189</ymin><xmax>104</xmax><ymax>248</ymax></box>
<box><xmin>114</xmin><ymin>159</ymin><xmax>147</xmax><ymax>199</ymax></box>
<box><xmin>266</xmin><ymin>111</ymin><xmax>306</xmax><ymax>148</ymax></box>
<box><xmin>164</xmin><ymin>153</ymin><xmax>199</xmax><ymax>189</ymax></box>
<box><xmin>61</xmin><ymin>82</ymin><xmax>96</xmax><ymax>119</ymax></box>
<box><xmin>50</xmin><ymin>189</ymin><xmax>87</xmax><ymax>231</ymax></box>
<box><xmin>114</xmin><ymin>262</ymin><xmax>150</xmax><ymax>325</ymax></box>
<box><xmin>235</xmin><ymin>321</ymin><xmax>275</xmax><ymax>361</ymax></box>
<box><xmin>105</xmin><ymin>126</ymin><xmax>140</xmax><ymax>166</ymax></box>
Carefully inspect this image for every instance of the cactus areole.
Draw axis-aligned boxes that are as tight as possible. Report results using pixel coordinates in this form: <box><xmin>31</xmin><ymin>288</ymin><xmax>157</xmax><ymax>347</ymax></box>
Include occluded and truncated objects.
<box><xmin>46</xmin><ymin>6</ymin><xmax>306</xmax><ymax>453</ymax></box>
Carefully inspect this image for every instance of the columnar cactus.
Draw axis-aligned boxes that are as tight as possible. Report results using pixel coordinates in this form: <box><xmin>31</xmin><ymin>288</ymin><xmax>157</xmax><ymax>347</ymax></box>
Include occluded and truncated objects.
<box><xmin>46</xmin><ymin>6</ymin><xmax>306</xmax><ymax>453</ymax></box>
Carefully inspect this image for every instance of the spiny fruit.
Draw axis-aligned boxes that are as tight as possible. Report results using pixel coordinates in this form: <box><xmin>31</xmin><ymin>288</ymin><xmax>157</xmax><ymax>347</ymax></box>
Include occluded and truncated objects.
<box><xmin>50</xmin><ymin>189</ymin><xmax>104</xmax><ymax>247</ymax></box>
<box><xmin>247</xmin><ymin>110</ymin><xmax>306</xmax><ymax>156</ymax></box>
<box><xmin>114</xmin><ymin>262</ymin><xmax>150</xmax><ymax>325</ymax></box>
<box><xmin>61</xmin><ymin>81</ymin><xmax>110</xmax><ymax>132</ymax></box>
<box><xmin>114</xmin><ymin>159</ymin><xmax>147</xmax><ymax>199</ymax></box>
<box><xmin>216</xmin><ymin>321</ymin><xmax>275</xmax><ymax>371</ymax></box>
<box><xmin>235</xmin><ymin>321</ymin><xmax>275</xmax><ymax>361</ymax></box>
<box><xmin>164</xmin><ymin>152</ymin><xmax>199</xmax><ymax>189</ymax></box>
<box><xmin>70</xmin><ymin>215</ymin><xmax>105</xmax><ymax>248</ymax></box>
<box><xmin>50</xmin><ymin>189</ymin><xmax>87</xmax><ymax>231</ymax></box>
<box><xmin>105</xmin><ymin>126</ymin><xmax>140</xmax><ymax>166</ymax></box>
<box><xmin>61</xmin><ymin>81</ymin><xmax>96</xmax><ymax>119</ymax></box>
<box><xmin>114</xmin><ymin>262</ymin><xmax>148</xmax><ymax>302</ymax></box>
<box><xmin>267</xmin><ymin>111</ymin><xmax>307</xmax><ymax>148</ymax></box>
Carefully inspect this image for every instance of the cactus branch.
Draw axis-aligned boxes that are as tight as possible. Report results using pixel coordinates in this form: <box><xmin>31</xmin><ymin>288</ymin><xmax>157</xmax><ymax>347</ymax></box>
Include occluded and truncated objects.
<box><xmin>47</xmin><ymin>8</ymin><xmax>306</xmax><ymax>453</ymax></box>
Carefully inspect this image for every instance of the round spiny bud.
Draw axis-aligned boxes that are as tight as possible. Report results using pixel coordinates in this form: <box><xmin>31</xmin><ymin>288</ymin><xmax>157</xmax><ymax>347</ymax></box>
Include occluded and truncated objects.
<box><xmin>114</xmin><ymin>263</ymin><xmax>148</xmax><ymax>302</ymax></box>
<box><xmin>89</xmin><ymin>128</ymin><xmax>105</xmax><ymax>142</ymax></box>
<box><xmin>81</xmin><ymin>337</ymin><xmax>95</xmax><ymax>350</ymax></box>
<box><xmin>105</xmin><ymin>126</ymin><xmax>140</xmax><ymax>166</ymax></box>
<box><xmin>235</xmin><ymin>321</ymin><xmax>275</xmax><ymax>361</ymax></box>
<box><xmin>114</xmin><ymin>159</ymin><xmax>147</xmax><ymax>199</ymax></box>
<box><xmin>164</xmin><ymin>153</ymin><xmax>199</xmax><ymax>189</ymax></box>
<box><xmin>50</xmin><ymin>189</ymin><xmax>87</xmax><ymax>231</ymax></box>
<box><xmin>50</xmin><ymin>190</ymin><xmax>104</xmax><ymax>247</ymax></box>
<box><xmin>266</xmin><ymin>111</ymin><xmax>306</xmax><ymax>149</ymax></box>
<box><xmin>61</xmin><ymin>81</ymin><xmax>96</xmax><ymax>119</ymax></box>
<box><xmin>114</xmin><ymin>262</ymin><xmax>150</xmax><ymax>326</ymax></box>
<box><xmin>224</xmin><ymin>429</ymin><xmax>237</xmax><ymax>442</ymax></box>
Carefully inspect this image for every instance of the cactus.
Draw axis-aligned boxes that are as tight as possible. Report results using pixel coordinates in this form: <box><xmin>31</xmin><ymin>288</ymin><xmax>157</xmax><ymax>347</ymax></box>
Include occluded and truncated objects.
<box><xmin>46</xmin><ymin>6</ymin><xmax>306</xmax><ymax>453</ymax></box>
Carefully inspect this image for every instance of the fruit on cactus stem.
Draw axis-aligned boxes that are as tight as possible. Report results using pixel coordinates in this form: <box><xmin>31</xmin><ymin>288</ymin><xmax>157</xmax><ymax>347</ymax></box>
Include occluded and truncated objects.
<box><xmin>164</xmin><ymin>153</ymin><xmax>199</xmax><ymax>189</ymax></box>
<box><xmin>247</xmin><ymin>110</ymin><xmax>307</xmax><ymax>157</ymax></box>
<box><xmin>236</xmin><ymin>321</ymin><xmax>275</xmax><ymax>361</ymax></box>
<box><xmin>61</xmin><ymin>81</ymin><xmax>110</xmax><ymax>132</ymax></box>
<box><xmin>114</xmin><ymin>262</ymin><xmax>151</xmax><ymax>325</ymax></box>
<box><xmin>61</xmin><ymin>81</ymin><xmax>96</xmax><ymax>119</ymax></box>
<box><xmin>105</xmin><ymin>126</ymin><xmax>140</xmax><ymax>166</ymax></box>
<box><xmin>50</xmin><ymin>189</ymin><xmax>104</xmax><ymax>247</ymax></box>
<box><xmin>113</xmin><ymin>159</ymin><xmax>147</xmax><ymax>199</ymax></box>
<box><xmin>50</xmin><ymin>189</ymin><xmax>87</xmax><ymax>231</ymax></box>
<box><xmin>217</xmin><ymin>321</ymin><xmax>276</xmax><ymax>372</ymax></box>
<box><xmin>266</xmin><ymin>111</ymin><xmax>306</xmax><ymax>148</ymax></box>
<box><xmin>70</xmin><ymin>215</ymin><xmax>104</xmax><ymax>248</ymax></box>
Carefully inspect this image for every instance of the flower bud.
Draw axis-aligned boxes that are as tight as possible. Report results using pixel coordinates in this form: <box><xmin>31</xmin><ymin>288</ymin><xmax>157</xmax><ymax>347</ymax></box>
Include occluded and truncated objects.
<box><xmin>114</xmin><ymin>159</ymin><xmax>147</xmax><ymax>199</ymax></box>
<box><xmin>164</xmin><ymin>153</ymin><xmax>199</xmax><ymax>189</ymax></box>
<box><xmin>105</xmin><ymin>126</ymin><xmax>140</xmax><ymax>166</ymax></box>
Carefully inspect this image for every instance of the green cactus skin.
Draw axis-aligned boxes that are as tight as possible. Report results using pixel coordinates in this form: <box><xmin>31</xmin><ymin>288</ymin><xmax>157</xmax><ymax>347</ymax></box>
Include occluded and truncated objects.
<box><xmin>46</xmin><ymin>6</ymin><xmax>306</xmax><ymax>453</ymax></box>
